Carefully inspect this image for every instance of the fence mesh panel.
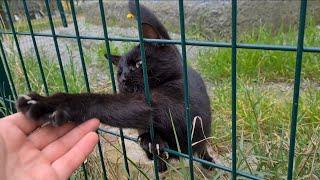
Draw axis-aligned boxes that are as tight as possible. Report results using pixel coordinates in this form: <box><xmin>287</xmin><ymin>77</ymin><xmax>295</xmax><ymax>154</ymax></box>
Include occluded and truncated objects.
<box><xmin>0</xmin><ymin>0</ymin><xmax>318</xmax><ymax>179</ymax></box>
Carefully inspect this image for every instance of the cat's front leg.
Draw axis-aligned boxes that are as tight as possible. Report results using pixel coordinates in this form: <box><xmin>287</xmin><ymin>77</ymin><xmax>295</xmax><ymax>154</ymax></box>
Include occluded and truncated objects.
<box><xmin>17</xmin><ymin>92</ymin><xmax>153</xmax><ymax>129</ymax></box>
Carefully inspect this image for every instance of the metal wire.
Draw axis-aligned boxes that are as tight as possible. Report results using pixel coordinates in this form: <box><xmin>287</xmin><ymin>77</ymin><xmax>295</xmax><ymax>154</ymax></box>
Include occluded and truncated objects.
<box><xmin>0</xmin><ymin>31</ymin><xmax>319</xmax><ymax>53</ymax></box>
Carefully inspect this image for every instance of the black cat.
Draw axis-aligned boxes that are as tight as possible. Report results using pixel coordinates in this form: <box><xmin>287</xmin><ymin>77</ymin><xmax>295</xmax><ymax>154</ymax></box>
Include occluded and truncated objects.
<box><xmin>16</xmin><ymin>2</ymin><xmax>214</xmax><ymax>172</ymax></box>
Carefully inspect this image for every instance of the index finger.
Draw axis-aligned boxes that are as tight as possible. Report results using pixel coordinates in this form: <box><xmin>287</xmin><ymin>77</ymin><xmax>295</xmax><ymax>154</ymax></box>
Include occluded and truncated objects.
<box><xmin>52</xmin><ymin>132</ymin><xmax>98</xmax><ymax>179</ymax></box>
<box><xmin>1</xmin><ymin>113</ymin><xmax>39</xmax><ymax>135</ymax></box>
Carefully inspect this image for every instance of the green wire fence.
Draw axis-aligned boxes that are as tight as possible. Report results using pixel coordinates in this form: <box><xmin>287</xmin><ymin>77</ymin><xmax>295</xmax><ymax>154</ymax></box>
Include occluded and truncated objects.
<box><xmin>0</xmin><ymin>0</ymin><xmax>318</xmax><ymax>179</ymax></box>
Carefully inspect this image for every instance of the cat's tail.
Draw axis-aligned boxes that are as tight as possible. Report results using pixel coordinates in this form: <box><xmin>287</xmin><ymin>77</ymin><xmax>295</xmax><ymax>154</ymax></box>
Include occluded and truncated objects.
<box><xmin>127</xmin><ymin>1</ymin><xmax>171</xmax><ymax>40</ymax></box>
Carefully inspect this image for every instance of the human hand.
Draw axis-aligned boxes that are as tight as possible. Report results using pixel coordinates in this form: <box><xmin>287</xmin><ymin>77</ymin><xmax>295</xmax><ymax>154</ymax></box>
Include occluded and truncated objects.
<box><xmin>0</xmin><ymin>113</ymin><xmax>100</xmax><ymax>180</ymax></box>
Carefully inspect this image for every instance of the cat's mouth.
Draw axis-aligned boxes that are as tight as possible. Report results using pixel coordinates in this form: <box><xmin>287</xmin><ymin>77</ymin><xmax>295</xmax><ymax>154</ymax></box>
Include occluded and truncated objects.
<box><xmin>119</xmin><ymin>83</ymin><xmax>144</xmax><ymax>93</ymax></box>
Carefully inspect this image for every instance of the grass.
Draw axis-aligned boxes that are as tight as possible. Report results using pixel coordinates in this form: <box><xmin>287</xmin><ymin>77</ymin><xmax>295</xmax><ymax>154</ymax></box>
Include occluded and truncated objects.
<box><xmin>196</xmin><ymin>19</ymin><xmax>320</xmax><ymax>83</ymax></box>
<box><xmin>13</xmin><ymin>16</ymin><xmax>69</xmax><ymax>32</ymax></box>
<box><xmin>195</xmin><ymin>18</ymin><xmax>320</xmax><ymax>179</ymax></box>
<box><xmin>0</xmin><ymin>16</ymin><xmax>319</xmax><ymax>179</ymax></box>
<box><xmin>7</xmin><ymin>49</ymin><xmax>86</xmax><ymax>95</ymax></box>
<box><xmin>2</xmin><ymin>37</ymin><xmax>134</xmax><ymax>95</ymax></box>
<box><xmin>209</xmin><ymin>80</ymin><xmax>320</xmax><ymax>179</ymax></box>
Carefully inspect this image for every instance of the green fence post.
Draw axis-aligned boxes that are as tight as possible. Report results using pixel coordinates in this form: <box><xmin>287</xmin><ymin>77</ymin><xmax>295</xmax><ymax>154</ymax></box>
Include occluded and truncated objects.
<box><xmin>69</xmin><ymin>1</ymin><xmax>109</xmax><ymax>179</ymax></box>
<box><xmin>287</xmin><ymin>0</ymin><xmax>308</xmax><ymax>179</ymax></box>
<box><xmin>177</xmin><ymin>0</ymin><xmax>195</xmax><ymax>179</ymax></box>
<box><xmin>69</xmin><ymin>0</ymin><xmax>90</xmax><ymax>92</ymax></box>
<box><xmin>132</xmin><ymin>0</ymin><xmax>160</xmax><ymax>179</ymax></box>
<box><xmin>69</xmin><ymin>1</ymin><xmax>89</xmax><ymax>179</ymax></box>
<box><xmin>44</xmin><ymin>0</ymin><xmax>69</xmax><ymax>93</ymax></box>
<box><xmin>0</xmin><ymin>54</ymin><xmax>13</xmax><ymax>117</ymax></box>
<box><xmin>231</xmin><ymin>0</ymin><xmax>238</xmax><ymax>179</ymax></box>
<box><xmin>56</xmin><ymin>0</ymin><xmax>68</xmax><ymax>27</ymax></box>
<box><xmin>3</xmin><ymin>0</ymin><xmax>31</xmax><ymax>91</ymax></box>
<box><xmin>98</xmin><ymin>0</ymin><xmax>131</xmax><ymax>179</ymax></box>
<box><xmin>22</xmin><ymin>0</ymin><xmax>49</xmax><ymax>96</ymax></box>
<box><xmin>0</xmin><ymin>39</ymin><xmax>17</xmax><ymax>98</ymax></box>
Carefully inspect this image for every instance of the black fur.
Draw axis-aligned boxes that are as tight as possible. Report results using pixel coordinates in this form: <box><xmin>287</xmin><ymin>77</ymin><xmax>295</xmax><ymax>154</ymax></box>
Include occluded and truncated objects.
<box><xmin>16</xmin><ymin>2</ymin><xmax>214</xmax><ymax>172</ymax></box>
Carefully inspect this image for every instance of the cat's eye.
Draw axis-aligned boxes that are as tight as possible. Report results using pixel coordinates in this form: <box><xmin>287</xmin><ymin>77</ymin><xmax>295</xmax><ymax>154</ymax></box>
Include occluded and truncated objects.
<box><xmin>136</xmin><ymin>60</ymin><xmax>142</xmax><ymax>68</ymax></box>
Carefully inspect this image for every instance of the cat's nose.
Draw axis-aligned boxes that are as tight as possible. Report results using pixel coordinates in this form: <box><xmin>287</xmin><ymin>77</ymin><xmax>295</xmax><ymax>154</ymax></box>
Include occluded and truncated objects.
<box><xmin>119</xmin><ymin>74</ymin><xmax>126</xmax><ymax>82</ymax></box>
<box><xmin>119</xmin><ymin>67</ymin><xmax>130</xmax><ymax>82</ymax></box>
<box><xmin>119</xmin><ymin>72</ymin><xmax>130</xmax><ymax>83</ymax></box>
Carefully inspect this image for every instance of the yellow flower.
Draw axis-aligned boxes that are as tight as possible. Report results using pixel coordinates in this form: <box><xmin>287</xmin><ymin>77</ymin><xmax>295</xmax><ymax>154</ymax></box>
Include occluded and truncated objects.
<box><xmin>127</xmin><ymin>13</ymin><xmax>134</xmax><ymax>20</ymax></box>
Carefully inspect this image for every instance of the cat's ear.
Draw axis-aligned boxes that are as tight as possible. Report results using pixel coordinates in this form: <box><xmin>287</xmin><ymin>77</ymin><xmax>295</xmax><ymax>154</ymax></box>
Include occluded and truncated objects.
<box><xmin>142</xmin><ymin>23</ymin><xmax>161</xmax><ymax>39</ymax></box>
<box><xmin>104</xmin><ymin>54</ymin><xmax>121</xmax><ymax>65</ymax></box>
<box><xmin>128</xmin><ymin>1</ymin><xmax>170</xmax><ymax>40</ymax></box>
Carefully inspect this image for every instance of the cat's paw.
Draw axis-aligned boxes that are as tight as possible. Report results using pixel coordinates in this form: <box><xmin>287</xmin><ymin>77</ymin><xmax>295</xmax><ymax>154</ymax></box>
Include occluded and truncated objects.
<box><xmin>138</xmin><ymin>133</ymin><xmax>169</xmax><ymax>172</ymax></box>
<box><xmin>138</xmin><ymin>133</ymin><xmax>170</xmax><ymax>159</ymax></box>
<box><xmin>16</xmin><ymin>93</ymin><xmax>71</xmax><ymax>126</ymax></box>
<box><xmin>200</xmin><ymin>153</ymin><xmax>215</xmax><ymax>170</ymax></box>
